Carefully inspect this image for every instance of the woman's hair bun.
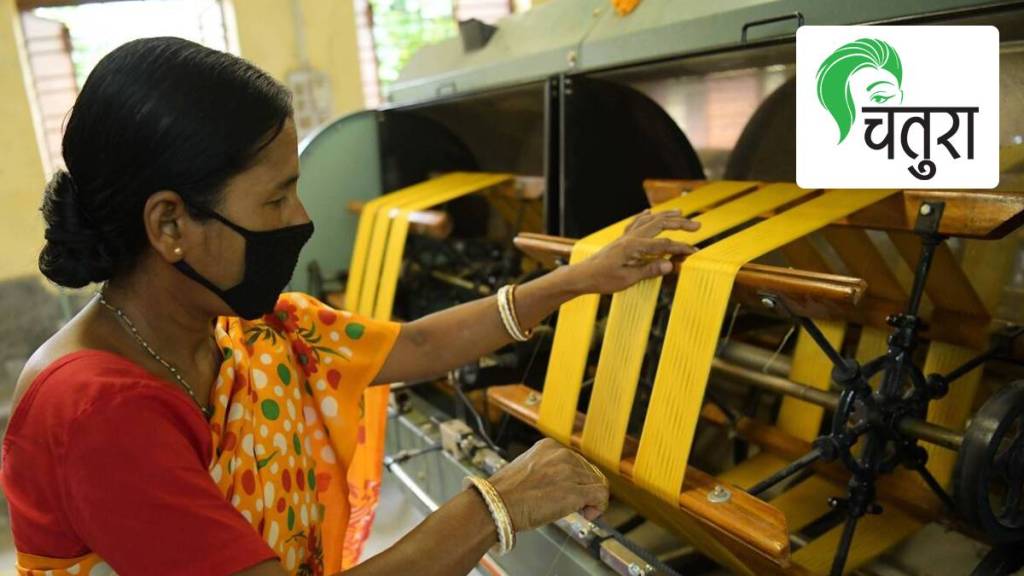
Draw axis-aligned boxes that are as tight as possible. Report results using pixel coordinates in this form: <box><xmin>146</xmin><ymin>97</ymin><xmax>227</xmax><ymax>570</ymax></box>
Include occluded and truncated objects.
<box><xmin>38</xmin><ymin>169</ymin><xmax>114</xmax><ymax>288</ymax></box>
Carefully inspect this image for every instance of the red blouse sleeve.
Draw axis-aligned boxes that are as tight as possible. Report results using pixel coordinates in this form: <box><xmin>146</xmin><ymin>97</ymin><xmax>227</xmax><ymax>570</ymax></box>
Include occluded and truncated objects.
<box><xmin>63</xmin><ymin>388</ymin><xmax>278</xmax><ymax>576</ymax></box>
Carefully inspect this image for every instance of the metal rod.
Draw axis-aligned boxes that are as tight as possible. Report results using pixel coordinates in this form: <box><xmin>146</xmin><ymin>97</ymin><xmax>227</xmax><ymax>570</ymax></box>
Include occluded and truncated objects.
<box><xmin>386</xmin><ymin>460</ymin><xmax>439</xmax><ymax>512</ymax></box>
<box><xmin>906</xmin><ymin>236</ymin><xmax>940</xmax><ymax>317</ymax></box>
<box><xmin>719</xmin><ymin>340</ymin><xmax>791</xmax><ymax>376</ymax></box>
<box><xmin>942</xmin><ymin>349</ymin><xmax>993</xmax><ymax>384</ymax></box>
<box><xmin>830</xmin><ymin>512</ymin><xmax>861</xmax><ymax>576</ymax></box>
<box><xmin>749</xmin><ymin>448</ymin><xmax>823</xmax><ymax>496</ymax></box>
<box><xmin>941</xmin><ymin>326</ymin><xmax>1024</xmax><ymax>385</ymax></box>
<box><xmin>710</xmin><ymin>358</ymin><xmax>964</xmax><ymax>450</ymax></box>
<box><xmin>896</xmin><ymin>419</ymin><xmax>963</xmax><ymax>451</ymax></box>
<box><xmin>429</xmin><ymin>270</ymin><xmax>492</xmax><ymax>296</ymax></box>
<box><xmin>712</xmin><ymin>359</ymin><xmax>838</xmax><ymax>410</ymax></box>
<box><xmin>388</xmin><ymin>460</ymin><xmax>511</xmax><ymax>576</ymax></box>
<box><xmin>795</xmin><ymin>315</ymin><xmax>849</xmax><ymax>371</ymax></box>
<box><xmin>914</xmin><ymin>463</ymin><xmax>958</xmax><ymax>511</ymax></box>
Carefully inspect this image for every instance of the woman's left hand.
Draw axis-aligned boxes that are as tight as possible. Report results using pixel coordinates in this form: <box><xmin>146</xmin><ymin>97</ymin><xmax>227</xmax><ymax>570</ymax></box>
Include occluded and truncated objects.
<box><xmin>568</xmin><ymin>209</ymin><xmax>700</xmax><ymax>295</ymax></box>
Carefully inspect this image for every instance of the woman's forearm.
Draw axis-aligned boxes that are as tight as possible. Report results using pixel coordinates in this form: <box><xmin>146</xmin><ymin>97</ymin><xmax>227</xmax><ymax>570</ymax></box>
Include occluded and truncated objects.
<box><xmin>340</xmin><ymin>489</ymin><xmax>497</xmax><ymax>576</ymax></box>
<box><xmin>374</xmin><ymin>264</ymin><xmax>585</xmax><ymax>384</ymax></box>
<box><xmin>373</xmin><ymin>209</ymin><xmax>697</xmax><ymax>385</ymax></box>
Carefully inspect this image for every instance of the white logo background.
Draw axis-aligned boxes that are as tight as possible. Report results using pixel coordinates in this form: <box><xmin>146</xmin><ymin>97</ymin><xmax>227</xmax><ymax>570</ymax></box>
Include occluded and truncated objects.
<box><xmin>796</xmin><ymin>26</ymin><xmax>999</xmax><ymax>189</ymax></box>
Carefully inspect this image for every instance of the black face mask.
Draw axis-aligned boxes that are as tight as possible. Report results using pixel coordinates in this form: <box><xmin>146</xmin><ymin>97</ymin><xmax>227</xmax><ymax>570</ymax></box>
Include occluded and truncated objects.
<box><xmin>174</xmin><ymin>206</ymin><xmax>314</xmax><ymax>320</ymax></box>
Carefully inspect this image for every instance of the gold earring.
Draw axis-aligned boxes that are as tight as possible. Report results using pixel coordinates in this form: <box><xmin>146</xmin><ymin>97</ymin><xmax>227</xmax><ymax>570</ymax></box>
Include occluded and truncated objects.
<box><xmin>173</xmin><ymin>247</ymin><xmax>183</xmax><ymax>256</ymax></box>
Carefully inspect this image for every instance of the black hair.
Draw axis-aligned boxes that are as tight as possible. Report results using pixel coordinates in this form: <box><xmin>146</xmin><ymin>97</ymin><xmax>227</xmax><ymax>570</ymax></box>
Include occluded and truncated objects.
<box><xmin>39</xmin><ymin>37</ymin><xmax>293</xmax><ymax>288</ymax></box>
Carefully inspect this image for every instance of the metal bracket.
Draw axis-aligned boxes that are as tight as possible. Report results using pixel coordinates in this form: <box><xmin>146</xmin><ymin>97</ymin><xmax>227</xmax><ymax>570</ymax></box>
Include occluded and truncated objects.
<box><xmin>599</xmin><ymin>540</ymin><xmax>656</xmax><ymax>576</ymax></box>
<box><xmin>914</xmin><ymin>201</ymin><xmax>946</xmax><ymax>235</ymax></box>
<box><xmin>741</xmin><ymin>11</ymin><xmax>804</xmax><ymax>43</ymax></box>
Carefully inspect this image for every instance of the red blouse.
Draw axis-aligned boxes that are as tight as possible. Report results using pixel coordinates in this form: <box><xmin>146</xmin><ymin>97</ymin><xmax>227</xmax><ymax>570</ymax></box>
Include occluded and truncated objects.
<box><xmin>1</xmin><ymin>350</ymin><xmax>277</xmax><ymax>575</ymax></box>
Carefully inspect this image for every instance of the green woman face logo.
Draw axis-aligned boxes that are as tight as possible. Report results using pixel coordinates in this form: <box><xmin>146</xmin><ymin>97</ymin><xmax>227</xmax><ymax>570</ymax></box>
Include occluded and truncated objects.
<box><xmin>817</xmin><ymin>38</ymin><xmax>904</xmax><ymax>143</ymax></box>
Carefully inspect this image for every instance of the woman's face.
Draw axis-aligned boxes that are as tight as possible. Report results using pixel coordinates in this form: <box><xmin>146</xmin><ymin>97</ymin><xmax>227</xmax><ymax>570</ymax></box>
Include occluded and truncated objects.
<box><xmin>848</xmin><ymin>67</ymin><xmax>902</xmax><ymax>108</ymax></box>
<box><xmin>180</xmin><ymin>118</ymin><xmax>310</xmax><ymax>293</ymax></box>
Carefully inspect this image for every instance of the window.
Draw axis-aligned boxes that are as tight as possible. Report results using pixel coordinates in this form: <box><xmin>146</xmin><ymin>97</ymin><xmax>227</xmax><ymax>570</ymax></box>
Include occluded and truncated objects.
<box><xmin>356</xmin><ymin>0</ymin><xmax>515</xmax><ymax>107</ymax></box>
<box><xmin>22</xmin><ymin>0</ymin><xmax>231</xmax><ymax>172</ymax></box>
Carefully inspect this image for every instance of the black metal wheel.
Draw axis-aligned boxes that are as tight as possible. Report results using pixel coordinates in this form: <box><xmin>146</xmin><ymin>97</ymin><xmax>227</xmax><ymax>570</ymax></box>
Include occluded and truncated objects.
<box><xmin>955</xmin><ymin>381</ymin><xmax>1024</xmax><ymax>544</ymax></box>
<box><xmin>971</xmin><ymin>543</ymin><xmax>1024</xmax><ymax>576</ymax></box>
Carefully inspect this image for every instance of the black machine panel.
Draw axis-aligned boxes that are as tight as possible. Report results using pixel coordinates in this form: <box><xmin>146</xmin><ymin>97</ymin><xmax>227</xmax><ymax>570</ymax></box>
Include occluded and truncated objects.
<box><xmin>376</xmin><ymin>110</ymin><xmax>480</xmax><ymax>192</ymax></box>
<box><xmin>555</xmin><ymin>75</ymin><xmax>705</xmax><ymax>238</ymax></box>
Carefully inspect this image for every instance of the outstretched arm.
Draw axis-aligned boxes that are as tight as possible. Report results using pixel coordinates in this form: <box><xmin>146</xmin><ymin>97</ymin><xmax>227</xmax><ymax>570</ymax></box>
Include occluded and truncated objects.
<box><xmin>374</xmin><ymin>210</ymin><xmax>698</xmax><ymax>385</ymax></box>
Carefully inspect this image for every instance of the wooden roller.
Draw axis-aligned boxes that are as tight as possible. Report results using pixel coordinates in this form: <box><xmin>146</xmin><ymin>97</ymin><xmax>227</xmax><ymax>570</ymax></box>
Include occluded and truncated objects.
<box><xmin>513</xmin><ymin>230</ymin><xmax>995</xmax><ymax>348</ymax></box>
<box><xmin>345</xmin><ymin>176</ymin><xmax>544</xmax><ymax>239</ymax></box>
<box><xmin>514</xmin><ymin>232</ymin><xmax>868</xmax><ymax>321</ymax></box>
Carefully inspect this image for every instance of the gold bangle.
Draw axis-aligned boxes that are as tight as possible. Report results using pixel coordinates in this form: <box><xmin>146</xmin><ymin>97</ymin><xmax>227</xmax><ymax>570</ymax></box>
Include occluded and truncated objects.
<box><xmin>464</xmin><ymin>476</ymin><xmax>516</xmax><ymax>555</ymax></box>
<box><xmin>506</xmin><ymin>284</ymin><xmax>532</xmax><ymax>340</ymax></box>
<box><xmin>497</xmin><ymin>285</ymin><xmax>529</xmax><ymax>342</ymax></box>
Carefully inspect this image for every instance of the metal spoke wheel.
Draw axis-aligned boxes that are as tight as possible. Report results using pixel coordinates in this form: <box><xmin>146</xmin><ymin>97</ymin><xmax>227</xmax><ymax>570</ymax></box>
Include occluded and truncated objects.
<box><xmin>956</xmin><ymin>381</ymin><xmax>1024</xmax><ymax>545</ymax></box>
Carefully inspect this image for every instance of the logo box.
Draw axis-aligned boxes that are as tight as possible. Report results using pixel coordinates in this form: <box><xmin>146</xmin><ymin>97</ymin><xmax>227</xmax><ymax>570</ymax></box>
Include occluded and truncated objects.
<box><xmin>796</xmin><ymin>26</ymin><xmax>999</xmax><ymax>189</ymax></box>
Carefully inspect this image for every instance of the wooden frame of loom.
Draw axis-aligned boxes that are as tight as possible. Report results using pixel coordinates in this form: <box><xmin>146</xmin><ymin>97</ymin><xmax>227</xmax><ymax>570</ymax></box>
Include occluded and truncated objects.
<box><xmin>487</xmin><ymin>182</ymin><xmax>1024</xmax><ymax>575</ymax></box>
<box><xmin>644</xmin><ymin>180</ymin><xmax>1024</xmax><ymax>240</ymax></box>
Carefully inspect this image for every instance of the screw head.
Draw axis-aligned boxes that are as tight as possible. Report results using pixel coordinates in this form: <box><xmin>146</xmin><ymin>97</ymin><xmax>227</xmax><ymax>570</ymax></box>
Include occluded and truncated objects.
<box><xmin>525</xmin><ymin>392</ymin><xmax>540</xmax><ymax>406</ymax></box>
<box><xmin>919</xmin><ymin>203</ymin><xmax>933</xmax><ymax>216</ymax></box>
<box><xmin>707</xmin><ymin>484</ymin><xmax>732</xmax><ymax>503</ymax></box>
<box><xmin>567</xmin><ymin>50</ymin><xmax>578</xmax><ymax>67</ymax></box>
<box><xmin>761</xmin><ymin>296</ymin><xmax>776</xmax><ymax>309</ymax></box>
<box><xmin>628</xmin><ymin>564</ymin><xmax>643</xmax><ymax>576</ymax></box>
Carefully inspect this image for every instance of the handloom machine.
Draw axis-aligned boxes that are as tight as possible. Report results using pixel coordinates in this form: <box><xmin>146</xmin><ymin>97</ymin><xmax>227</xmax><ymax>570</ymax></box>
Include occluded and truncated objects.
<box><xmin>293</xmin><ymin>0</ymin><xmax>1024</xmax><ymax>574</ymax></box>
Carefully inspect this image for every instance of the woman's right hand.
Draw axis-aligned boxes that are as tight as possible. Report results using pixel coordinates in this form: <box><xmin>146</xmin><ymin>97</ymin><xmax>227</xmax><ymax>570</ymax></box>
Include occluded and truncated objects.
<box><xmin>487</xmin><ymin>438</ymin><xmax>609</xmax><ymax>532</ymax></box>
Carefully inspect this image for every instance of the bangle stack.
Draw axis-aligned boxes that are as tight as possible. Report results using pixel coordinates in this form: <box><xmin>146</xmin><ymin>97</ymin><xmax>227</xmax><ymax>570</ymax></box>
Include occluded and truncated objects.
<box><xmin>497</xmin><ymin>284</ymin><xmax>532</xmax><ymax>342</ymax></box>
<box><xmin>464</xmin><ymin>476</ymin><xmax>516</xmax><ymax>555</ymax></box>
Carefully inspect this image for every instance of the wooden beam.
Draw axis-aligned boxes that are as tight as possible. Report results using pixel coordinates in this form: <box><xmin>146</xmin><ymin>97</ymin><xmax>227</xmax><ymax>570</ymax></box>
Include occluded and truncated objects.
<box><xmin>486</xmin><ymin>384</ymin><xmax>794</xmax><ymax>569</ymax></box>
<box><xmin>489</xmin><ymin>384</ymin><xmax>945</xmax><ymax>531</ymax></box>
<box><xmin>346</xmin><ymin>176</ymin><xmax>542</xmax><ymax>238</ymax></box>
<box><xmin>346</xmin><ymin>201</ymin><xmax>452</xmax><ymax>238</ymax></box>
<box><xmin>513</xmin><ymin>231</ymin><xmax>996</xmax><ymax>350</ymax></box>
<box><xmin>514</xmin><ymin>232</ymin><xmax>866</xmax><ymax>318</ymax></box>
<box><xmin>643</xmin><ymin>180</ymin><xmax>1024</xmax><ymax>240</ymax></box>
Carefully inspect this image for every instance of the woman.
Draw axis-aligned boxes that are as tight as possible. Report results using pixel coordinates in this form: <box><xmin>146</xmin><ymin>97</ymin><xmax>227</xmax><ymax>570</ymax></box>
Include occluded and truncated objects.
<box><xmin>1</xmin><ymin>38</ymin><xmax>698</xmax><ymax>576</ymax></box>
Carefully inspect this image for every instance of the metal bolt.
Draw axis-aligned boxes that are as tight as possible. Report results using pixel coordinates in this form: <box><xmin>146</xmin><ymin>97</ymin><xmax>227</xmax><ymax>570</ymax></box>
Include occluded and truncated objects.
<box><xmin>568</xmin><ymin>519</ymin><xmax>589</xmax><ymax>539</ymax></box>
<box><xmin>525</xmin><ymin>392</ymin><xmax>541</xmax><ymax>406</ymax></box>
<box><xmin>919</xmin><ymin>203</ymin><xmax>933</xmax><ymax>216</ymax></box>
<box><xmin>707</xmin><ymin>484</ymin><xmax>732</xmax><ymax>503</ymax></box>
<box><xmin>761</xmin><ymin>296</ymin><xmax>776</xmax><ymax>309</ymax></box>
<box><xmin>567</xmin><ymin>50</ymin><xmax>578</xmax><ymax>67</ymax></box>
<box><xmin>628</xmin><ymin>563</ymin><xmax>644</xmax><ymax>576</ymax></box>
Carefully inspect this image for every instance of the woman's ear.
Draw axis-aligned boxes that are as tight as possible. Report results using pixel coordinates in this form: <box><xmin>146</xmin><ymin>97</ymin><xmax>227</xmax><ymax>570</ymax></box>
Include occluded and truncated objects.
<box><xmin>143</xmin><ymin>190</ymin><xmax>189</xmax><ymax>263</ymax></box>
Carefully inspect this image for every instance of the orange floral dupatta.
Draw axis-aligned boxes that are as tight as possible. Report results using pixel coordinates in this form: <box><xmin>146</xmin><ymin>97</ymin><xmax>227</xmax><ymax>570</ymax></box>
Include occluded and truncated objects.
<box><xmin>15</xmin><ymin>292</ymin><xmax>399</xmax><ymax>576</ymax></box>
